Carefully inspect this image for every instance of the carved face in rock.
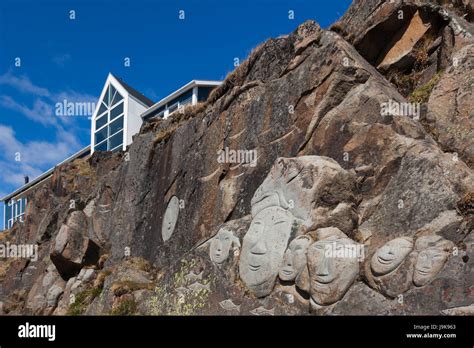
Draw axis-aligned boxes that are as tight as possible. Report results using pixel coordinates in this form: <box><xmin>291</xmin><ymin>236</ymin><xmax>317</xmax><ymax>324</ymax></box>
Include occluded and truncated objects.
<box><xmin>307</xmin><ymin>236</ymin><xmax>359</xmax><ymax>305</ymax></box>
<box><xmin>209</xmin><ymin>228</ymin><xmax>240</xmax><ymax>264</ymax></box>
<box><xmin>162</xmin><ymin>196</ymin><xmax>180</xmax><ymax>242</ymax></box>
<box><xmin>413</xmin><ymin>236</ymin><xmax>452</xmax><ymax>287</ymax></box>
<box><xmin>279</xmin><ymin>235</ymin><xmax>312</xmax><ymax>281</ymax></box>
<box><xmin>370</xmin><ymin>237</ymin><xmax>414</xmax><ymax>276</ymax></box>
<box><xmin>239</xmin><ymin>206</ymin><xmax>295</xmax><ymax>297</ymax></box>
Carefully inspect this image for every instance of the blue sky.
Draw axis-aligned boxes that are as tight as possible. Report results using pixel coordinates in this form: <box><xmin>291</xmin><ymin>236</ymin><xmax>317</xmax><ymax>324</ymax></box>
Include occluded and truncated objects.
<box><xmin>0</xmin><ymin>0</ymin><xmax>351</xmax><ymax>226</ymax></box>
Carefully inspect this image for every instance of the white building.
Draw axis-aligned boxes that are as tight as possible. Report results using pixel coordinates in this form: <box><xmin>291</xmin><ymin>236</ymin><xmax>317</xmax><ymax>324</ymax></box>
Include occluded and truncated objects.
<box><xmin>91</xmin><ymin>73</ymin><xmax>154</xmax><ymax>154</ymax></box>
<box><xmin>141</xmin><ymin>80</ymin><xmax>221</xmax><ymax>120</ymax></box>
<box><xmin>1</xmin><ymin>73</ymin><xmax>222</xmax><ymax>230</ymax></box>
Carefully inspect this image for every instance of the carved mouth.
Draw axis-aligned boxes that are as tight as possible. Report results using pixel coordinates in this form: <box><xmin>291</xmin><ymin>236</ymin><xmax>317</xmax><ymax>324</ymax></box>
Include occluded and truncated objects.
<box><xmin>249</xmin><ymin>264</ymin><xmax>261</xmax><ymax>272</ymax></box>
<box><xmin>281</xmin><ymin>269</ymin><xmax>294</xmax><ymax>275</ymax></box>
<box><xmin>312</xmin><ymin>281</ymin><xmax>331</xmax><ymax>294</ymax></box>
<box><xmin>315</xmin><ymin>276</ymin><xmax>334</xmax><ymax>284</ymax></box>
<box><xmin>377</xmin><ymin>255</ymin><xmax>394</xmax><ymax>264</ymax></box>
<box><xmin>416</xmin><ymin>268</ymin><xmax>430</xmax><ymax>275</ymax></box>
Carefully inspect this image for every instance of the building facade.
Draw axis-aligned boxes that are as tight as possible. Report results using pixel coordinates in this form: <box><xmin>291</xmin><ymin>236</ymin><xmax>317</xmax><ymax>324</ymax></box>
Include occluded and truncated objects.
<box><xmin>1</xmin><ymin>74</ymin><xmax>221</xmax><ymax>230</ymax></box>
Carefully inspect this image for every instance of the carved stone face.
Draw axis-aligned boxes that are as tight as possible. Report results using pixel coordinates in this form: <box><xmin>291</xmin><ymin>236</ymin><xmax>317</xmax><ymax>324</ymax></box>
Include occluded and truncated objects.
<box><xmin>209</xmin><ymin>228</ymin><xmax>240</xmax><ymax>264</ymax></box>
<box><xmin>413</xmin><ymin>235</ymin><xmax>453</xmax><ymax>287</ymax></box>
<box><xmin>239</xmin><ymin>206</ymin><xmax>294</xmax><ymax>297</ymax></box>
<box><xmin>413</xmin><ymin>247</ymin><xmax>450</xmax><ymax>287</ymax></box>
<box><xmin>162</xmin><ymin>196</ymin><xmax>179</xmax><ymax>242</ymax></box>
<box><xmin>279</xmin><ymin>235</ymin><xmax>312</xmax><ymax>281</ymax></box>
<box><xmin>307</xmin><ymin>236</ymin><xmax>359</xmax><ymax>305</ymax></box>
<box><xmin>371</xmin><ymin>237</ymin><xmax>414</xmax><ymax>276</ymax></box>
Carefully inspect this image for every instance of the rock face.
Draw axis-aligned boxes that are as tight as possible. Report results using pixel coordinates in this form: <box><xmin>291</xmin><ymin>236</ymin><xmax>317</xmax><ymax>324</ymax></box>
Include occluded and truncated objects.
<box><xmin>50</xmin><ymin>211</ymin><xmax>100</xmax><ymax>280</ymax></box>
<box><xmin>0</xmin><ymin>0</ymin><xmax>472</xmax><ymax>315</ymax></box>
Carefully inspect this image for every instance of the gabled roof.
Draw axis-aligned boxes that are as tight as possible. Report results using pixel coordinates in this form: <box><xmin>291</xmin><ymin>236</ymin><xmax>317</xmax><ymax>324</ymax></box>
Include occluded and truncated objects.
<box><xmin>112</xmin><ymin>74</ymin><xmax>154</xmax><ymax>107</ymax></box>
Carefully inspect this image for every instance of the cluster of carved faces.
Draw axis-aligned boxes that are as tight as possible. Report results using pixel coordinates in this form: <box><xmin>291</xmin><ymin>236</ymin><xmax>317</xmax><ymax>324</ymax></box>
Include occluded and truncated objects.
<box><xmin>369</xmin><ymin>235</ymin><xmax>453</xmax><ymax>294</ymax></box>
<box><xmin>210</xmin><ymin>220</ymin><xmax>453</xmax><ymax>304</ymax></box>
<box><xmin>239</xmin><ymin>206</ymin><xmax>295</xmax><ymax>297</ymax></box>
<box><xmin>240</xmin><ymin>205</ymin><xmax>362</xmax><ymax>305</ymax></box>
<box><xmin>207</xmin><ymin>156</ymin><xmax>454</xmax><ymax>305</ymax></box>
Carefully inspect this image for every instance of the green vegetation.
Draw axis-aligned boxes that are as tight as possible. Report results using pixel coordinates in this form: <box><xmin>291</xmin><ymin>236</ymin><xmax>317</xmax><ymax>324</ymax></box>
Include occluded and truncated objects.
<box><xmin>67</xmin><ymin>286</ymin><xmax>102</xmax><ymax>316</ymax></box>
<box><xmin>410</xmin><ymin>71</ymin><xmax>443</xmax><ymax>104</ymax></box>
<box><xmin>110</xmin><ymin>298</ymin><xmax>137</xmax><ymax>316</ymax></box>
<box><xmin>148</xmin><ymin>258</ymin><xmax>214</xmax><ymax>315</ymax></box>
<box><xmin>110</xmin><ymin>280</ymin><xmax>154</xmax><ymax>297</ymax></box>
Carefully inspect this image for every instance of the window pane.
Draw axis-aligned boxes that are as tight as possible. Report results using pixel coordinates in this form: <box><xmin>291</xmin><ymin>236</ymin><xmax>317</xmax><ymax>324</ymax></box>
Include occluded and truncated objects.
<box><xmin>96</xmin><ymin>112</ymin><xmax>108</xmax><ymax>129</ymax></box>
<box><xmin>5</xmin><ymin>200</ymin><xmax>12</xmax><ymax>221</ymax></box>
<box><xmin>168</xmin><ymin>103</ymin><xmax>178</xmax><ymax>114</ymax></box>
<box><xmin>108</xmin><ymin>130</ymin><xmax>123</xmax><ymax>151</ymax></box>
<box><xmin>168</xmin><ymin>88</ymin><xmax>193</xmax><ymax>106</ymax></box>
<box><xmin>95</xmin><ymin>127</ymin><xmax>108</xmax><ymax>144</ymax></box>
<box><xmin>111</xmin><ymin>89</ymin><xmax>123</xmax><ymax>107</ymax></box>
<box><xmin>103</xmin><ymin>86</ymin><xmax>110</xmax><ymax>106</ymax></box>
<box><xmin>198</xmin><ymin>86</ymin><xmax>214</xmax><ymax>102</ymax></box>
<box><xmin>15</xmin><ymin>200</ymin><xmax>21</xmax><ymax>216</ymax></box>
<box><xmin>98</xmin><ymin>102</ymin><xmax>107</xmax><ymax>115</ymax></box>
<box><xmin>110</xmin><ymin>85</ymin><xmax>117</xmax><ymax>102</ymax></box>
<box><xmin>109</xmin><ymin>116</ymin><xmax>123</xmax><ymax>136</ymax></box>
<box><xmin>110</xmin><ymin>102</ymin><xmax>123</xmax><ymax>120</ymax></box>
<box><xmin>95</xmin><ymin>140</ymin><xmax>108</xmax><ymax>152</ymax></box>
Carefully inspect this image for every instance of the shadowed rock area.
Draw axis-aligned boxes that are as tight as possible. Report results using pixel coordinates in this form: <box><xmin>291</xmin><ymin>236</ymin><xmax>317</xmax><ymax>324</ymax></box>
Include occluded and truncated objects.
<box><xmin>0</xmin><ymin>0</ymin><xmax>472</xmax><ymax>316</ymax></box>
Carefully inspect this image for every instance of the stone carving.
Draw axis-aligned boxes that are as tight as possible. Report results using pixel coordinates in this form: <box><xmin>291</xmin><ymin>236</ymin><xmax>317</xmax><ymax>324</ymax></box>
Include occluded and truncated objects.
<box><xmin>413</xmin><ymin>235</ymin><xmax>453</xmax><ymax>287</ymax></box>
<box><xmin>219</xmin><ymin>299</ymin><xmax>241</xmax><ymax>313</ymax></box>
<box><xmin>239</xmin><ymin>206</ymin><xmax>295</xmax><ymax>297</ymax></box>
<box><xmin>366</xmin><ymin>236</ymin><xmax>416</xmax><ymax>298</ymax></box>
<box><xmin>306</xmin><ymin>228</ymin><xmax>360</xmax><ymax>306</ymax></box>
<box><xmin>209</xmin><ymin>228</ymin><xmax>241</xmax><ymax>264</ymax></box>
<box><xmin>370</xmin><ymin>237</ymin><xmax>414</xmax><ymax>276</ymax></box>
<box><xmin>187</xmin><ymin>281</ymin><xmax>210</xmax><ymax>293</ymax></box>
<box><xmin>250</xmin><ymin>306</ymin><xmax>275</xmax><ymax>316</ymax></box>
<box><xmin>365</xmin><ymin>234</ymin><xmax>454</xmax><ymax>297</ymax></box>
<box><xmin>279</xmin><ymin>235</ymin><xmax>313</xmax><ymax>282</ymax></box>
<box><xmin>251</xmin><ymin>156</ymin><xmax>355</xmax><ymax>228</ymax></box>
<box><xmin>240</xmin><ymin>156</ymin><xmax>355</xmax><ymax>298</ymax></box>
<box><xmin>184</xmin><ymin>271</ymin><xmax>204</xmax><ymax>282</ymax></box>
<box><xmin>162</xmin><ymin>196</ymin><xmax>180</xmax><ymax>242</ymax></box>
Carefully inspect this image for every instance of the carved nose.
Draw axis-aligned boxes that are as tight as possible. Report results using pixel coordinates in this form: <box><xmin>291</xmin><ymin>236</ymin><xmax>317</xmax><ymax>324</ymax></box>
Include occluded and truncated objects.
<box><xmin>317</xmin><ymin>256</ymin><xmax>330</xmax><ymax>276</ymax></box>
<box><xmin>252</xmin><ymin>239</ymin><xmax>267</xmax><ymax>254</ymax></box>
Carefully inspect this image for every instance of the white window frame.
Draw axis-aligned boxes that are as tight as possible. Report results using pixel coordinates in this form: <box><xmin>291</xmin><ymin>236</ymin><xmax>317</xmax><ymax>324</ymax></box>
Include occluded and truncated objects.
<box><xmin>6</xmin><ymin>197</ymin><xmax>26</xmax><ymax>229</ymax></box>
<box><xmin>93</xmin><ymin>92</ymin><xmax>125</xmax><ymax>152</ymax></box>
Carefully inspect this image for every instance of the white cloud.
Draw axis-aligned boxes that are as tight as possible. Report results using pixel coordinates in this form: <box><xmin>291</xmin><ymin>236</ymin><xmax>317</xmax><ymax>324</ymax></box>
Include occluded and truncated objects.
<box><xmin>0</xmin><ymin>71</ymin><xmax>97</xmax><ymax>126</ymax></box>
<box><xmin>0</xmin><ymin>125</ymin><xmax>81</xmax><ymax>167</ymax></box>
<box><xmin>0</xmin><ymin>72</ymin><xmax>51</xmax><ymax>97</ymax></box>
<box><xmin>0</xmin><ymin>96</ymin><xmax>58</xmax><ymax>127</ymax></box>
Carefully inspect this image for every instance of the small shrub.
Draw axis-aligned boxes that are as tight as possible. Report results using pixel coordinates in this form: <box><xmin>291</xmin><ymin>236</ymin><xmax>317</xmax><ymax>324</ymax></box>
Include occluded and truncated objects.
<box><xmin>67</xmin><ymin>287</ymin><xmax>102</xmax><ymax>316</ymax></box>
<box><xmin>410</xmin><ymin>71</ymin><xmax>443</xmax><ymax>104</ymax></box>
<box><xmin>110</xmin><ymin>298</ymin><xmax>137</xmax><ymax>316</ymax></box>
